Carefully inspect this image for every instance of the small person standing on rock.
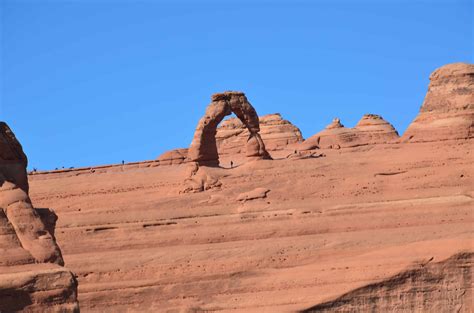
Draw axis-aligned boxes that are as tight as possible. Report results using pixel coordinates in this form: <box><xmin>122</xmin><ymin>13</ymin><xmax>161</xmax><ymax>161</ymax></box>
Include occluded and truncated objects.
<box><xmin>230</xmin><ymin>161</ymin><xmax>234</xmax><ymax>169</ymax></box>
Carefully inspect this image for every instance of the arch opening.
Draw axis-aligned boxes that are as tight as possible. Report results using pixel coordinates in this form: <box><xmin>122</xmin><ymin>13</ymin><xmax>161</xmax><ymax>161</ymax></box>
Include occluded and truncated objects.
<box><xmin>188</xmin><ymin>91</ymin><xmax>272</xmax><ymax>166</ymax></box>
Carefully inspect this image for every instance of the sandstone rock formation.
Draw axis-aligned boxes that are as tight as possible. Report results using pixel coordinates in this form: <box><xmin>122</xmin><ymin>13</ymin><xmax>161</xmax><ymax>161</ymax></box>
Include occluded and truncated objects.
<box><xmin>26</xmin><ymin>133</ymin><xmax>473</xmax><ymax>312</ymax></box>
<box><xmin>0</xmin><ymin>122</ymin><xmax>29</xmax><ymax>193</ymax></box>
<box><xmin>300</xmin><ymin>114</ymin><xmax>399</xmax><ymax>150</ymax></box>
<box><xmin>13</xmin><ymin>63</ymin><xmax>474</xmax><ymax>312</ymax></box>
<box><xmin>302</xmin><ymin>252</ymin><xmax>472</xmax><ymax>313</ymax></box>
<box><xmin>0</xmin><ymin>123</ymin><xmax>64</xmax><ymax>265</ymax></box>
<box><xmin>236</xmin><ymin>187</ymin><xmax>270</xmax><ymax>202</ymax></box>
<box><xmin>216</xmin><ymin>113</ymin><xmax>303</xmax><ymax>155</ymax></box>
<box><xmin>0</xmin><ymin>265</ymin><xmax>79</xmax><ymax>313</ymax></box>
<box><xmin>188</xmin><ymin>91</ymin><xmax>271</xmax><ymax>166</ymax></box>
<box><xmin>157</xmin><ymin>148</ymin><xmax>188</xmax><ymax>165</ymax></box>
<box><xmin>0</xmin><ymin>122</ymin><xmax>79</xmax><ymax>312</ymax></box>
<box><xmin>158</xmin><ymin>113</ymin><xmax>301</xmax><ymax>166</ymax></box>
<box><xmin>402</xmin><ymin>62</ymin><xmax>474</xmax><ymax>142</ymax></box>
<box><xmin>181</xmin><ymin>163</ymin><xmax>222</xmax><ymax>193</ymax></box>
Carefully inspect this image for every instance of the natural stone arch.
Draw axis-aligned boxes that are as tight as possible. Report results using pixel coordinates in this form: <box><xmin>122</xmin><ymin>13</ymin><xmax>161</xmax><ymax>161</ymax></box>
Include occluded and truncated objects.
<box><xmin>188</xmin><ymin>91</ymin><xmax>271</xmax><ymax>166</ymax></box>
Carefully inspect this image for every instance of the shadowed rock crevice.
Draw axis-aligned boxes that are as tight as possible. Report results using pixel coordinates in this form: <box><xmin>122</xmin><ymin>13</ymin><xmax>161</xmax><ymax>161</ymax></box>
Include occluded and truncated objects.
<box><xmin>188</xmin><ymin>91</ymin><xmax>272</xmax><ymax>166</ymax></box>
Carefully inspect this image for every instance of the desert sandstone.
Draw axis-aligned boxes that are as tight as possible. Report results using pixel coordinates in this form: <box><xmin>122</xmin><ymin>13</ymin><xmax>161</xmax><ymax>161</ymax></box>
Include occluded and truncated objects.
<box><xmin>1</xmin><ymin>62</ymin><xmax>473</xmax><ymax>312</ymax></box>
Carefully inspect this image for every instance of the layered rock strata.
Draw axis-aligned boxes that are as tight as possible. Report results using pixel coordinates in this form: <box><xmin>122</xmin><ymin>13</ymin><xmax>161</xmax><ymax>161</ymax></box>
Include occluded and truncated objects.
<box><xmin>216</xmin><ymin>113</ymin><xmax>303</xmax><ymax>155</ymax></box>
<box><xmin>300</xmin><ymin>114</ymin><xmax>399</xmax><ymax>150</ymax></box>
<box><xmin>303</xmin><ymin>252</ymin><xmax>473</xmax><ymax>313</ymax></box>
<box><xmin>0</xmin><ymin>122</ymin><xmax>79</xmax><ymax>312</ymax></box>
<box><xmin>402</xmin><ymin>62</ymin><xmax>474</xmax><ymax>142</ymax></box>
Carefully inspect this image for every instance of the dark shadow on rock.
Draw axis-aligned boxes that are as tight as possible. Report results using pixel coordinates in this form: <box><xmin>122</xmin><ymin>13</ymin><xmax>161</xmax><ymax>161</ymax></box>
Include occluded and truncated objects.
<box><xmin>0</xmin><ymin>288</ymin><xmax>33</xmax><ymax>312</ymax></box>
<box><xmin>36</xmin><ymin>208</ymin><xmax>59</xmax><ymax>240</ymax></box>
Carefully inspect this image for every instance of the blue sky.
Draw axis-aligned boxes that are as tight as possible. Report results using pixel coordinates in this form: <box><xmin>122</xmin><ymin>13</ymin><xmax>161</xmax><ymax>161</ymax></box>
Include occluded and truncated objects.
<box><xmin>1</xmin><ymin>0</ymin><xmax>472</xmax><ymax>170</ymax></box>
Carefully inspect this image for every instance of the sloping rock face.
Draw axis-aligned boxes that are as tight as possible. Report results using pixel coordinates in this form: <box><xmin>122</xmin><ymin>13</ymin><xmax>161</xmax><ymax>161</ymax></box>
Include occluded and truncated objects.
<box><xmin>402</xmin><ymin>62</ymin><xmax>474</xmax><ymax>142</ymax></box>
<box><xmin>188</xmin><ymin>91</ymin><xmax>271</xmax><ymax>166</ymax></box>
<box><xmin>0</xmin><ymin>122</ymin><xmax>79</xmax><ymax>312</ymax></box>
<box><xmin>216</xmin><ymin>113</ymin><xmax>303</xmax><ymax>155</ymax></box>
<box><xmin>302</xmin><ymin>252</ymin><xmax>472</xmax><ymax>313</ymax></box>
<box><xmin>300</xmin><ymin>114</ymin><xmax>399</xmax><ymax>150</ymax></box>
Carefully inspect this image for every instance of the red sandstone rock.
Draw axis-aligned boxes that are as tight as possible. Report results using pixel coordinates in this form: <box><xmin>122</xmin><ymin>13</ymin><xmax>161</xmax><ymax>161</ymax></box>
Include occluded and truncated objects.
<box><xmin>303</xmin><ymin>252</ymin><xmax>473</xmax><ymax>312</ymax></box>
<box><xmin>188</xmin><ymin>91</ymin><xmax>271</xmax><ymax>166</ymax></box>
<box><xmin>157</xmin><ymin>148</ymin><xmax>188</xmax><ymax>165</ymax></box>
<box><xmin>300</xmin><ymin>114</ymin><xmax>399</xmax><ymax>150</ymax></box>
<box><xmin>236</xmin><ymin>187</ymin><xmax>270</xmax><ymax>202</ymax></box>
<box><xmin>159</xmin><ymin>113</ymin><xmax>301</xmax><ymax>166</ymax></box>
<box><xmin>216</xmin><ymin>113</ymin><xmax>303</xmax><ymax>155</ymax></box>
<box><xmin>0</xmin><ymin>122</ymin><xmax>79</xmax><ymax>312</ymax></box>
<box><xmin>402</xmin><ymin>63</ymin><xmax>474</xmax><ymax>142</ymax></box>
<box><xmin>5</xmin><ymin>63</ymin><xmax>473</xmax><ymax>312</ymax></box>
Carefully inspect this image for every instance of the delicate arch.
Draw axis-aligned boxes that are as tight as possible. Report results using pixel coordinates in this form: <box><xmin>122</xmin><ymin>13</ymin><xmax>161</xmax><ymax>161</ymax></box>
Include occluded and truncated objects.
<box><xmin>188</xmin><ymin>91</ymin><xmax>271</xmax><ymax>166</ymax></box>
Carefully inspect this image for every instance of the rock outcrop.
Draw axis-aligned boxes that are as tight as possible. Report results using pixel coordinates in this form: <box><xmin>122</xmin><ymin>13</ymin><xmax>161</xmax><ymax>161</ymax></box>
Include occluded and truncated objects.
<box><xmin>157</xmin><ymin>148</ymin><xmax>188</xmax><ymax>165</ymax></box>
<box><xmin>402</xmin><ymin>62</ymin><xmax>474</xmax><ymax>142</ymax></box>
<box><xmin>216</xmin><ymin>113</ymin><xmax>303</xmax><ymax>155</ymax></box>
<box><xmin>0</xmin><ymin>122</ymin><xmax>29</xmax><ymax>193</ymax></box>
<box><xmin>0</xmin><ymin>265</ymin><xmax>79</xmax><ymax>313</ymax></box>
<box><xmin>181</xmin><ymin>163</ymin><xmax>222</xmax><ymax>193</ymax></box>
<box><xmin>188</xmin><ymin>91</ymin><xmax>271</xmax><ymax>166</ymax></box>
<box><xmin>302</xmin><ymin>252</ymin><xmax>472</xmax><ymax>313</ymax></box>
<box><xmin>158</xmin><ymin>113</ymin><xmax>301</xmax><ymax>166</ymax></box>
<box><xmin>0</xmin><ymin>122</ymin><xmax>79</xmax><ymax>312</ymax></box>
<box><xmin>300</xmin><ymin>114</ymin><xmax>399</xmax><ymax>150</ymax></box>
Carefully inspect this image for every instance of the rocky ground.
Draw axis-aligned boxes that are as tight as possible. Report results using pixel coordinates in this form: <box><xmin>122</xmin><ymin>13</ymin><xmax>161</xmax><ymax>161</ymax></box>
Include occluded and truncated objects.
<box><xmin>28</xmin><ymin>138</ymin><xmax>473</xmax><ymax>312</ymax></box>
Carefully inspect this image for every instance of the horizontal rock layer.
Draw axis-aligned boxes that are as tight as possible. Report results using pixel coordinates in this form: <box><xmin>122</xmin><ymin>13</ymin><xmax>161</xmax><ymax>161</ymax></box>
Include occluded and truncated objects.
<box><xmin>0</xmin><ymin>264</ymin><xmax>79</xmax><ymax>313</ymax></box>
<box><xmin>28</xmin><ymin>137</ymin><xmax>474</xmax><ymax>312</ymax></box>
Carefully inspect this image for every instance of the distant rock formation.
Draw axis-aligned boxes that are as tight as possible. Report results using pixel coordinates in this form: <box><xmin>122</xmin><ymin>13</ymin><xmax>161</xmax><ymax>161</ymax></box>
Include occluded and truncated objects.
<box><xmin>158</xmin><ymin>113</ymin><xmax>301</xmax><ymax>166</ymax></box>
<box><xmin>0</xmin><ymin>122</ymin><xmax>79</xmax><ymax>312</ymax></box>
<box><xmin>300</xmin><ymin>114</ymin><xmax>399</xmax><ymax>150</ymax></box>
<box><xmin>216</xmin><ymin>113</ymin><xmax>303</xmax><ymax>155</ymax></box>
<box><xmin>402</xmin><ymin>63</ymin><xmax>474</xmax><ymax>142</ymax></box>
<box><xmin>188</xmin><ymin>91</ymin><xmax>271</xmax><ymax>166</ymax></box>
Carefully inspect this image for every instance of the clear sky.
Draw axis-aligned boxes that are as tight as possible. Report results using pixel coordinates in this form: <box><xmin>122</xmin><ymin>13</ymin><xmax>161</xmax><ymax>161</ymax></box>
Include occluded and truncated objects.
<box><xmin>1</xmin><ymin>0</ymin><xmax>472</xmax><ymax>170</ymax></box>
